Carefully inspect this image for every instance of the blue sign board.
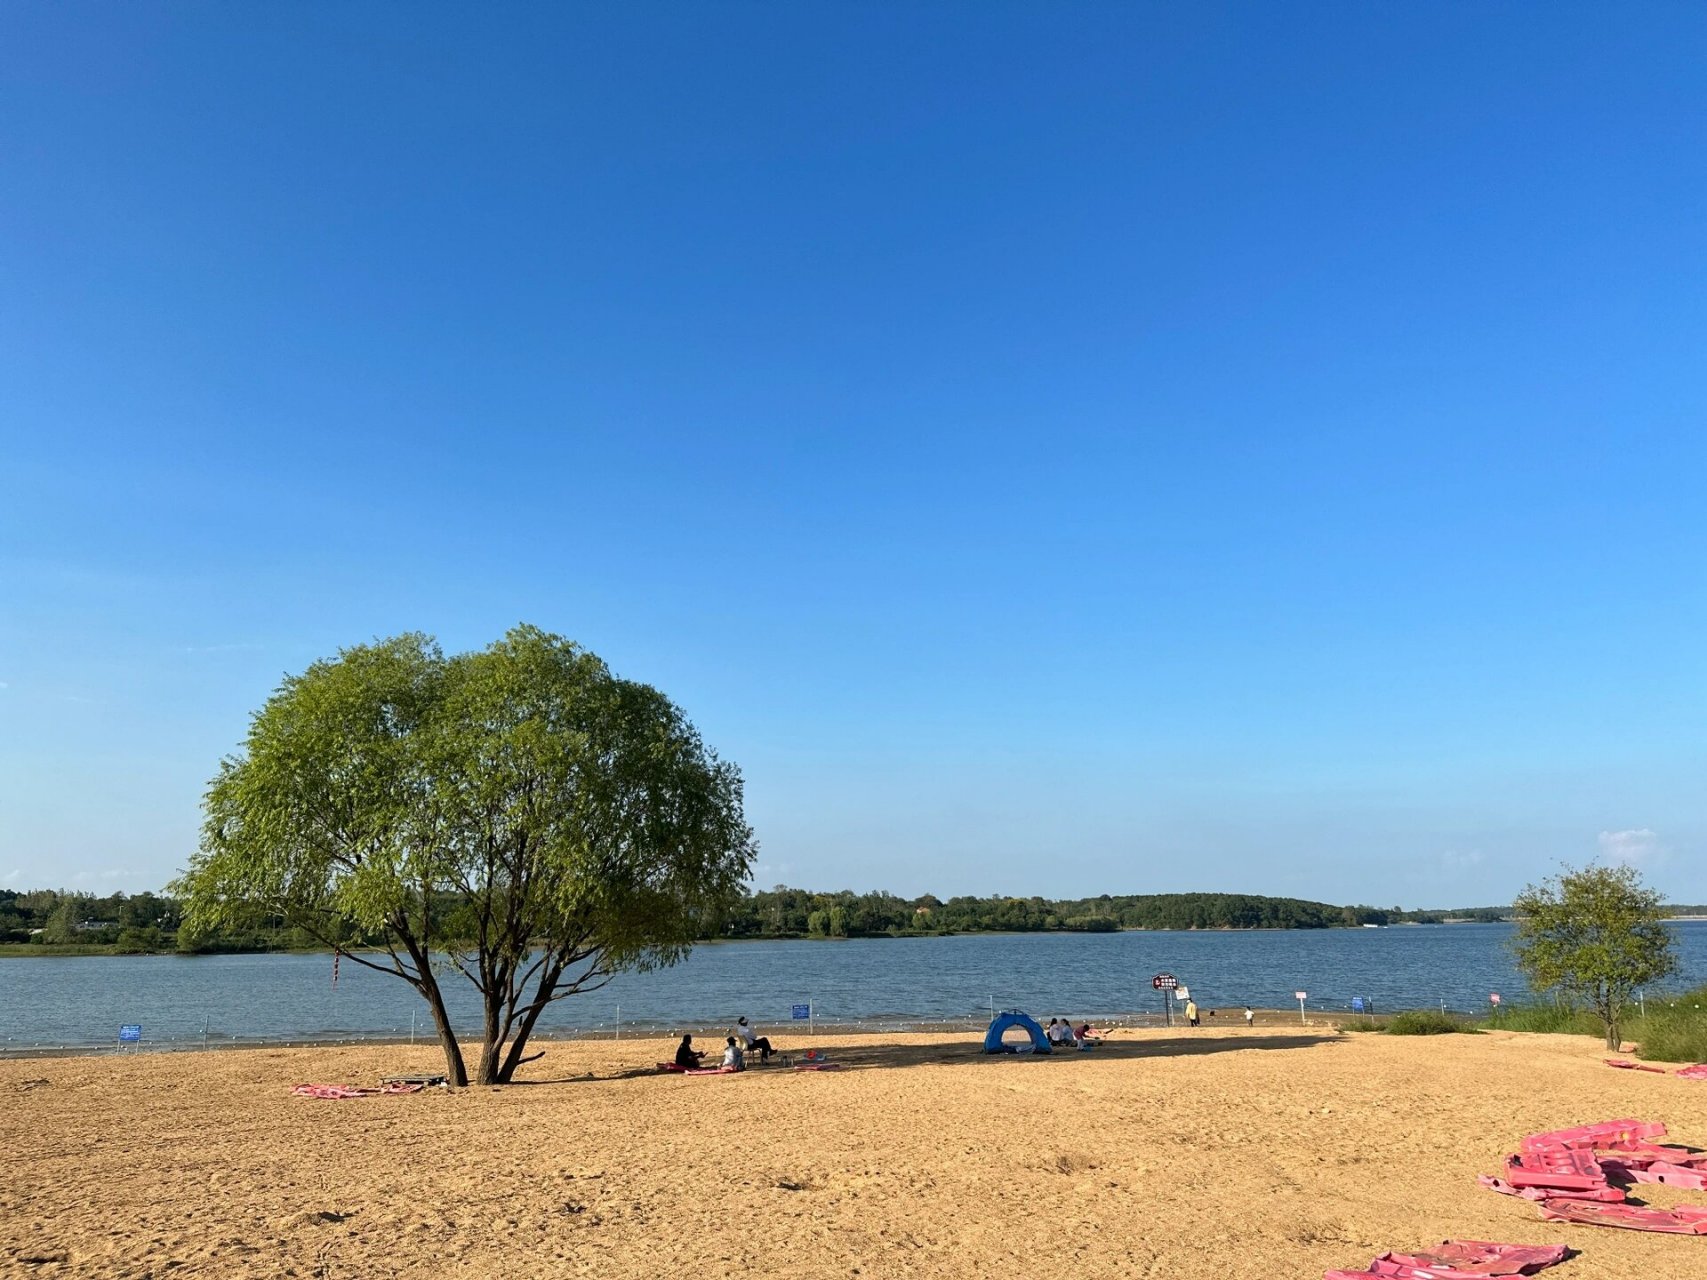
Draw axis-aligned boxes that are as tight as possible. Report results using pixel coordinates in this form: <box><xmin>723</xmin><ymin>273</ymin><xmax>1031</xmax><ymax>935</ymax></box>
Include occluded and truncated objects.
<box><xmin>791</xmin><ymin>1003</ymin><xmax>811</xmax><ymax>1020</ymax></box>
<box><xmin>118</xmin><ymin>1024</ymin><xmax>142</xmax><ymax>1043</ymax></box>
<box><xmin>1351</xmin><ymin>997</ymin><xmax>1365</xmax><ymax>1013</ymax></box>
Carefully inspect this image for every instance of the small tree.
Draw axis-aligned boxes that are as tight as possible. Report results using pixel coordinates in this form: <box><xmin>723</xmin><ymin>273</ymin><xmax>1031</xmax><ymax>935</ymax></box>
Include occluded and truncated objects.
<box><xmin>43</xmin><ymin>895</ymin><xmax>85</xmax><ymax>944</ymax></box>
<box><xmin>1511</xmin><ymin>863</ymin><xmax>1678</xmax><ymax>1049</ymax></box>
<box><xmin>175</xmin><ymin>626</ymin><xmax>754</xmax><ymax>1085</ymax></box>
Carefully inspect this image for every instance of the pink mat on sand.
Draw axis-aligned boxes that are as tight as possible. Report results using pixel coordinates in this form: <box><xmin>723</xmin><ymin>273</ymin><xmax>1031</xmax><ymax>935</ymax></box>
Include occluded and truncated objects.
<box><xmin>1326</xmin><ymin>1240</ymin><xmax>1570</xmax><ymax>1280</ymax></box>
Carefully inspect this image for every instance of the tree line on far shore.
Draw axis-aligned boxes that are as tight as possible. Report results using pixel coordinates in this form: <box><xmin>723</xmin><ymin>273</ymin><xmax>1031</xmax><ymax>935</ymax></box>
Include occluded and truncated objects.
<box><xmin>9</xmin><ymin>883</ymin><xmax>1703</xmax><ymax>953</ymax></box>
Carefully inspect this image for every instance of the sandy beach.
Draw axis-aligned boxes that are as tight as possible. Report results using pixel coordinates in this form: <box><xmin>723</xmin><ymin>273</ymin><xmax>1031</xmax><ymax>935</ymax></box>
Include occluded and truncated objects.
<box><xmin>5</xmin><ymin>1025</ymin><xmax>1707</xmax><ymax>1279</ymax></box>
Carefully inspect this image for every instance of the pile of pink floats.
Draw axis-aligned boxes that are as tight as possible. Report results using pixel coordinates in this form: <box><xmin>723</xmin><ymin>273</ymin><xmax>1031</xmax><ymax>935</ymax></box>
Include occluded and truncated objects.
<box><xmin>1480</xmin><ymin>1117</ymin><xmax>1707</xmax><ymax>1234</ymax></box>
<box><xmin>1325</xmin><ymin>1118</ymin><xmax>1707</xmax><ymax>1280</ymax></box>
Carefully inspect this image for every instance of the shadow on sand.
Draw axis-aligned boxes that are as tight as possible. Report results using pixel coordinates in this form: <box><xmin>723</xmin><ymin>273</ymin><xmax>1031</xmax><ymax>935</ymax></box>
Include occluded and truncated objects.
<box><xmin>518</xmin><ymin>1030</ymin><xmax>1340</xmax><ymax>1085</ymax></box>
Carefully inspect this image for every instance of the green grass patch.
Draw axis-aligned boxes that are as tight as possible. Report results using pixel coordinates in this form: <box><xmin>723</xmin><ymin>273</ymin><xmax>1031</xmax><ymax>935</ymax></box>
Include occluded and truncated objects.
<box><xmin>1633</xmin><ymin>986</ymin><xmax>1707</xmax><ymax>1063</ymax></box>
<box><xmin>1637</xmin><ymin>1017</ymin><xmax>1707</xmax><ymax>1064</ymax></box>
<box><xmin>1385</xmin><ymin>1009</ymin><xmax>1467</xmax><ymax>1035</ymax></box>
<box><xmin>0</xmin><ymin>943</ymin><xmax>119</xmax><ymax>957</ymax></box>
<box><xmin>1484</xmin><ymin>1004</ymin><xmax>1602</xmax><ymax>1036</ymax></box>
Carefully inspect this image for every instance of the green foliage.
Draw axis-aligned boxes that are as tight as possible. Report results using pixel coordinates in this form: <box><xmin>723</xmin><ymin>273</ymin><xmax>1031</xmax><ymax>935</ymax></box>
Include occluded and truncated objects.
<box><xmin>0</xmin><ymin>882</ymin><xmax>1511</xmax><ymax>952</ymax></box>
<box><xmin>1385</xmin><ymin>1009</ymin><xmax>1465</xmax><ymax>1035</ymax></box>
<box><xmin>1483</xmin><ymin>1003</ymin><xmax>1603</xmax><ymax>1036</ymax></box>
<box><xmin>174</xmin><ymin>626</ymin><xmax>754</xmax><ymax>1085</ymax></box>
<box><xmin>721</xmin><ymin>888</ymin><xmax>1397</xmax><ymax>937</ymax></box>
<box><xmin>1634</xmin><ymin>989</ymin><xmax>1707</xmax><ymax>1063</ymax></box>
<box><xmin>1637</xmin><ymin>1021</ymin><xmax>1707</xmax><ymax>1064</ymax></box>
<box><xmin>43</xmin><ymin>895</ymin><xmax>87</xmax><ymax>944</ymax></box>
<box><xmin>1512</xmin><ymin>863</ymin><xmax>1678</xmax><ymax>1050</ymax></box>
<box><xmin>113</xmin><ymin>926</ymin><xmax>162</xmax><ymax>954</ymax></box>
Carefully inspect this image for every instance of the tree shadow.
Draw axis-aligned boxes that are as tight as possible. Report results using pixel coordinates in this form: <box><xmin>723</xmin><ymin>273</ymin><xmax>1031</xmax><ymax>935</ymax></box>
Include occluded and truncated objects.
<box><xmin>511</xmin><ymin>1031</ymin><xmax>1340</xmax><ymax>1085</ymax></box>
<box><xmin>799</xmin><ymin>1032</ymin><xmax>1341</xmax><ymax>1073</ymax></box>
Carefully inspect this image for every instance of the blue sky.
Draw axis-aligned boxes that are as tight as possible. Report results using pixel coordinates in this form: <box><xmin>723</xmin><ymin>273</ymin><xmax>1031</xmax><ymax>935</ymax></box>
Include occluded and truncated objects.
<box><xmin>2</xmin><ymin>5</ymin><xmax>1703</xmax><ymax>905</ymax></box>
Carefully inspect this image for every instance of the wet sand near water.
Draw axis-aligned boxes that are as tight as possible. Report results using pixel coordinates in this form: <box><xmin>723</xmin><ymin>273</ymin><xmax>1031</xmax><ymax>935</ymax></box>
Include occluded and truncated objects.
<box><xmin>4</xmin><ymin>1026</ymin><xmax>1707</xmax><ymax>1279</ymax></box>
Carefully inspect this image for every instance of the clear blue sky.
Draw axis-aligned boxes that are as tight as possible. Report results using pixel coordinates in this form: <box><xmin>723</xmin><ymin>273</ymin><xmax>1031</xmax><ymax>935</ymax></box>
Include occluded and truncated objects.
<box><xmin>3</xmin><ymin>5</ymin><xmax>1703</xmax><ymax>906</ymax></box>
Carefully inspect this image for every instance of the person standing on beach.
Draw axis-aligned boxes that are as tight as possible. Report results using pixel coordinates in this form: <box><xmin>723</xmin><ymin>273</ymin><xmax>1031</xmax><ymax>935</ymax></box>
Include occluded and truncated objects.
<box><xmin>1243</xmin><ymin>1006</ymin><xmax>1254</xmax><ymax>1028</ymax></box>
<box><xmin>1185</xmin><ymin>998</ymin><xmax>1199</xmax><ymax>1027</ymax></box>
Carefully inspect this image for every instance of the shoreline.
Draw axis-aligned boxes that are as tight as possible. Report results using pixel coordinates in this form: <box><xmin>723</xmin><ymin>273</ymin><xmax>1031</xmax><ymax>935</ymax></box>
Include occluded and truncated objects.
<box><xmin>0</xmin><ymin>1008</ymin><xmax>1367</xmax><ymax>1061</ymax></box>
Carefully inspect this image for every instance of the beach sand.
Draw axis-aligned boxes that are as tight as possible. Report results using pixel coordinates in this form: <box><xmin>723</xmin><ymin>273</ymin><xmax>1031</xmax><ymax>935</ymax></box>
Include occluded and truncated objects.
<box><xmin>5</xmin><ymin>1025</ymin><xmax>1707</xmax><ymax>1279</ymax></box>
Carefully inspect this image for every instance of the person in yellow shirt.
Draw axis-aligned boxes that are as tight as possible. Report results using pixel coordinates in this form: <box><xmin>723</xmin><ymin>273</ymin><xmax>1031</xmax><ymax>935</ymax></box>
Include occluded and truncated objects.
<box><xmin>1184</xmin><ymin>998</ymin><xmax>1200</xmax><ymax>1027</ymax></box>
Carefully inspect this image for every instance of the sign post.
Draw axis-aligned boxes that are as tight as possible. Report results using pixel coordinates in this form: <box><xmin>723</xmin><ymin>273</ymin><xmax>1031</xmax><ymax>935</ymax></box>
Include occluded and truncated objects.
<box><xmin>1152</xmin><ymin>973</ymin><xmax>1178</xmax><ymax>1027</ymax></box>
<box><xmin>117</xmin><ymin>1024</ymin><xmax>142</xmax><ymax>1053</ymax></box>
<box><xmin>1295</xmin><ymin>991</ymin><xmax>1308</xmax><ymax>1024</ymax></box>
<box><xmin>792</xmin><ymin>1002</ymin><xmax>812</xmax><ymax>1035</ymax></box>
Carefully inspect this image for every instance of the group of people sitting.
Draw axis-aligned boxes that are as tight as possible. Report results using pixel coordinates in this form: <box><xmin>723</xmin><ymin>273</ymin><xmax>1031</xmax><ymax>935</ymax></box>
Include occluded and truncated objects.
<box><xmin>673</xmin><ymin>1016</ymin><xmax>776</xmax><ymax>1072</ymax></box>
<box><xmin>1044</xmin><ymin>1017</ymin><xmax>1099</xmax><ymax>1047</ymax></box>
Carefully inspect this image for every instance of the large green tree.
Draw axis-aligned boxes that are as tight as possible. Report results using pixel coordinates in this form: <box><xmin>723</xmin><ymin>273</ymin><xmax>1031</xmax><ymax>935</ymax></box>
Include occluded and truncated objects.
<box><xmin>175</xmin><ymin>626</ymin><xmax>754</xmax><ymax>1085</ymax></box>
<box><xmin>1511</xmin><ymin>863</ymin><xmax>1679</xmax><ymax>1049</ymax></box>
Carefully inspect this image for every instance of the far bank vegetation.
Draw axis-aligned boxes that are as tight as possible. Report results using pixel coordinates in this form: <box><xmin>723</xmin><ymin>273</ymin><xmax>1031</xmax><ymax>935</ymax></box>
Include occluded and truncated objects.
<box><xmin>2</xmin><ymin>887</ymin><xmax>1512</xmax><ymax>955</ymax></box>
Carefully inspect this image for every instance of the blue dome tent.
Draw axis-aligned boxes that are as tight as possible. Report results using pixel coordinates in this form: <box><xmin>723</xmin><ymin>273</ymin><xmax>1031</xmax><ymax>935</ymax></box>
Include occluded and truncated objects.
<box><xmin>983</xmin><ymin>1010</ymin><xmax>1052</xmax><ymax>1054</ymax></box>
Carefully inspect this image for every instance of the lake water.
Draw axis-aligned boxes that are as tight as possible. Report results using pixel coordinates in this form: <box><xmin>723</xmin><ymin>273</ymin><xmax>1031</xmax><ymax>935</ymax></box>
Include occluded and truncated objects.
<box><xmin>4</xmin><ymin>922</ymin><xmax>1706</xmax><ymax>1051</ymax></box>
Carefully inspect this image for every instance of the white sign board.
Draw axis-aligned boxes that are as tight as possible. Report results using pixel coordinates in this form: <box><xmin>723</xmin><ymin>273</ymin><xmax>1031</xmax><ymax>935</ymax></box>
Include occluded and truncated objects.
<box><xmin>1294</xmin><ymin>991</ymin><xmax>1307</xmax><ymax>1001</ymax></box>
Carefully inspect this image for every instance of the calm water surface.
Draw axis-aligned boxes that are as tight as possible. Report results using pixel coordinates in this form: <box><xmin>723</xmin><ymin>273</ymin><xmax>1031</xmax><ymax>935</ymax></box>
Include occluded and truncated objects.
<box><xmin>4</xmin><ymin>922</ymin><xmax>1705</xmax><ymax>1050</ymax></box>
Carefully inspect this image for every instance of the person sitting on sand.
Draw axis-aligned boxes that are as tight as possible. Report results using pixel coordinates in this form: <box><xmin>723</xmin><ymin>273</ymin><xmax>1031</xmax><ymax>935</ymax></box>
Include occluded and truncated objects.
<box><xmin>1049</xmin><ymin>1018</ymin><xmax>1074</xmax><ymax>1046</ymax></box>
<box><xmin>735</xmin><ymin>1017</ymin><xmax>774</xmax><ymax>1064</ymax></box>
<box><xmin>721</xmin><ymin>1036</ymin><xmax>745</xmax><ymax>1071</ymax></box>
<box><xmin>675</xmin><ymin>1034</ymin><xmax>705</xmax><ymax>1069</ymax></box>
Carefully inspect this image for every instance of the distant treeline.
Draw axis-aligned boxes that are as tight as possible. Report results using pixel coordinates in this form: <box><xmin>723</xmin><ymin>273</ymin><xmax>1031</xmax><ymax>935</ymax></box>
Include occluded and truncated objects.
<box><xmin>728</xmin><ymin>888</ymin><xmax>1409</xmax><ymax>936</ymax></box>
<box><xmin>6</xmin><ymin>885</ymin><xmax>1701</xmax><ymax>954</ymax></box>
<box><xmin>0</xmin><ymin>888</ymin><xmax>315</xmax><ymax>954</ymax></box>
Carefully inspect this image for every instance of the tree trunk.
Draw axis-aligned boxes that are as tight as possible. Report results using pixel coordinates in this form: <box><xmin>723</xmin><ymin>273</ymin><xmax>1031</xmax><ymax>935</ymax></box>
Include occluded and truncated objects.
<box><xmin>1600</xmin><ymin>988</ymin><xmax>1621</xmax><ymax>1051</ymax></box>
<box><xmin>475</xmin><ymin>985</ymin><xmax>506</xmax><ymax>1085</ymax></box>
<box><xmin>419</xmin><ymin>973</ymin><xmax>468</xmax><ymax>1087</ymax></box>
<box><xmin>495</xmin><ymin>957</ymin><xmax>567</xmax><ymax>1083</ymax></box>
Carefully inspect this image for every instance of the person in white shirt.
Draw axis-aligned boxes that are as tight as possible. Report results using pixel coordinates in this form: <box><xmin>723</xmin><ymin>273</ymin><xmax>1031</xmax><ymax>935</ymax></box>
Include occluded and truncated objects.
<box><xmin>735</xmin><ymin>1016</ymin><xmax>774</xmax><ymax>1063</ymax></box>
<box><xmin>720</xmin><ymin>1036</ymin><xmax>745</xmax><ymax>1071</ymax></box>
<box><xmin>1244</xmin><ymin>1006</ymin><xmax>1255</xmax><ymax>1028</ymax></box>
